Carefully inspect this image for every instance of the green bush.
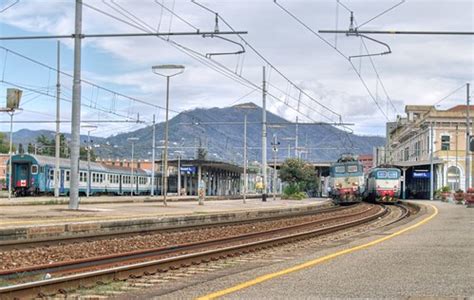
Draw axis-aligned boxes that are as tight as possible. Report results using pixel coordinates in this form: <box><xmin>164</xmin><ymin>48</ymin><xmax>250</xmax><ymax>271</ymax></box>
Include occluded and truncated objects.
<box><xmin>282</xmin><ymin>184</ymin><xmax>307</xmax><ymax>200</ymax></box>
<box><xmin>441</xmin><ymin>186</ymin><xmax>451</xmax><ymax>193</ymax></box>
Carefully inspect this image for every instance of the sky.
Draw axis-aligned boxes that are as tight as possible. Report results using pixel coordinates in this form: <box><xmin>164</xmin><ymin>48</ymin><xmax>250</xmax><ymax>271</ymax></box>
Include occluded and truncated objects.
<box><xmin>0</xmin><ymin>0</ymin><xmax>473</xmax><ymax>138</ymax></box>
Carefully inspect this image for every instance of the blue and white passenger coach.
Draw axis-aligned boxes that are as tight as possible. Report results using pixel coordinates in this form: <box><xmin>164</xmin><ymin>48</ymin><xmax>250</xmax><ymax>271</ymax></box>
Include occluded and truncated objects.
<box><xmin>7</xmin><ymin>154</ymin><xmax>155</xmax><ymax>196</ymax></box>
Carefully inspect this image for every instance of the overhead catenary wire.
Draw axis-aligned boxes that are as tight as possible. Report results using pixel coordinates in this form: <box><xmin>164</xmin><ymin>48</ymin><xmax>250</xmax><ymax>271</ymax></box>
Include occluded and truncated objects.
<box><xmin>83</xmin><ymin>1</ymin><xmax>338</xmax><ymax>129</ymax></box>
<box><xmin>192</xmin><ymin>0</ymin><xmax>344</xmax><ymax>123</ymax></box>
<box><xmin>274</xmin><ymin>0</ymin><xmax>392</xmax><ymax>122</ymax></box>
<box><xmin>337</xmin><ymin>0</ymin><xmax>398</xmax><ymax>114</ymax></box>
<box><xmin>356</xmin><ymin>0</ymin><xmax>406</xmax><ymax>29</ymax></box>
<box><xmin>434</xmin><ymin>83</ymin><xmax>468</xmax><ymax>105</ymax></box>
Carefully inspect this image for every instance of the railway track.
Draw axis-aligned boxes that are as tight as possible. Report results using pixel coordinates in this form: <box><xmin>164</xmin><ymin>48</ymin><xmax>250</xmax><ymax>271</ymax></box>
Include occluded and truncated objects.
<box><xmin>0</xmin><ymin>203</ymin><xmax>410</xmax><ymax>299</ymax></box>
<box><xmin>0</xmin><ymin>203</ymin><xmax>343</xmax><ymax>249</ymax></box>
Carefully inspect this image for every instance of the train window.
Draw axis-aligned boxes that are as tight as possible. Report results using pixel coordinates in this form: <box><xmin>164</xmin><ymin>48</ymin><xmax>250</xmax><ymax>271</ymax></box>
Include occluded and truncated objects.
<box><xmin>65</xmin><ymin>171</ymin><xmax>70</xmax><ymax>182</ymax></box>
<box><xmin>49</xmin><ymin>169</ymin><xmax>54</xmax><ymax>180</ymax></box>
<box><xmin>335</xmin><ymin>166</ymin><xmax>345</xmax><ymax>173</ymax></box>
<box><xmin>31</xmin><ymin>165</ymin><xmax>38</xmax><ymax>174</ymax></box>
<box><xmin>347</xmin><ymin>165</ymin><xmax>358</xmax><ymax>173</ymax></box>
<box><xmin>388</xmin><ymin>171</ymin><xmax>399</xmax><ymax>179</ymax></box>
<box><xmin>377</xmin><ymin>171</ymin><xmax>388</xmax><ymax>178</ymax></box>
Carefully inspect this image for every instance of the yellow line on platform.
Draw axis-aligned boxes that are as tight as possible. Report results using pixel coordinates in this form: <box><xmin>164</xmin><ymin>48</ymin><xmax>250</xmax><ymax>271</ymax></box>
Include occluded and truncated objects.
<box><xmin>196</xmin><ymin>204</ymin><xmax>439</xmax><ymax>300</ymax></box>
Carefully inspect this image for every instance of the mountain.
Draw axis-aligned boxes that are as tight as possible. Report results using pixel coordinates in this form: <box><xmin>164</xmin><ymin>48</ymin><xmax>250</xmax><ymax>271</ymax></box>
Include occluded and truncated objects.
<box><xmin>100</xmin><ymin>103</ymin><xmax>385</xmax><ymax>163</ymax></box>
<box><xmin>5</xmin><ymin>103</ymin><xmax>385</xmax><ymax>163</ymax></box>
<box><xmin>7</xmin><ymin>129</ymin><xmax>106</xmax><ymax>153</ymax></box>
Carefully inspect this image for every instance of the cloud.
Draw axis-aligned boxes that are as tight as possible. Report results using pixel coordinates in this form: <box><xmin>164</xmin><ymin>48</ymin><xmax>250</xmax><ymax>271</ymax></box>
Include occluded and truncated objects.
<box><xmin>0</xmin><ymin>0</ymin><xmax>472</xmax><ymax>138</ymax></box>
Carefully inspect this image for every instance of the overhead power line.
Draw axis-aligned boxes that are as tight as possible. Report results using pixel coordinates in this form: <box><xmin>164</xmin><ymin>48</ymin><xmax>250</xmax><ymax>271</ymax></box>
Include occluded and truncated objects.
<box><xmin>274</xmin><ymin>0</ymin><xmax>393</xmax><ymax>122</ymax></box>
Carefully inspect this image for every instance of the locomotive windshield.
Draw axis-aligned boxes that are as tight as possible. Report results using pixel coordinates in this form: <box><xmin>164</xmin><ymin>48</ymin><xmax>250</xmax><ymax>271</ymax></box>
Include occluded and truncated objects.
<box><xmin>347</xmin><ymin>165</ymin><xmax>358</xmax><ymax>173</ymax></box>
<box><xmin>388</xmin><ymin>171</ymin><xmax>399</xmax><ymax>179</ymax></box>
<box><xmin>335</xmin><ymin>166</ymin><xmax>345</xmax><ymax>173</ymax></box>
<box><xmin>376</xmin><ymin>170</ymin><xmax>399</xmax><ymax>179</ymax></box>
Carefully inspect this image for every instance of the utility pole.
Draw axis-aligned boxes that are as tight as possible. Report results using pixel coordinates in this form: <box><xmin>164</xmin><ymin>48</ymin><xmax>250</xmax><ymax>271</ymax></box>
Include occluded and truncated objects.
<box><xmin>54</xmin><ymin>41</ymin><xmax>61</xmax><ymax>198</ymax></box>
<box><xmin>243</xmin><ymin>112</ymin><xmax>248</xmax><ymax>204</ymax></box>
<box><xmin>86</xmin><ymin>131</ymin><xmax>91</xmax><ymax>198</ymax></box>
<box><xmin>69</xmin><ymin>0</ymin><xmax>82</xmax><ymax>210</ymax></box>
<box><xmin>151</xmin><ymin>114</ymin><xmax>156</xmax><ymax>196</ymax></box>
<box><xmin>466</xmin><ymin>83</ymin><xmax>471</xmax><ymax>191</ymax></box>
<box><xmin>177</xmin><ymin>153</ymin><xmax>181</xmax><ymax>196</ymax></box>
<box><xmin>261</xmin><ymin>66</ymin><xmax>267</xmax><ymax>202</ymax></box>
<box><xmin>430</xmin><ymin>124</ymin><xmax>434</xmax><ymax>200</ymax></box>
<box><xmin>295</xmin><ymin>116</ymin><xmax>299</xmax><ymax>159</ymax></box>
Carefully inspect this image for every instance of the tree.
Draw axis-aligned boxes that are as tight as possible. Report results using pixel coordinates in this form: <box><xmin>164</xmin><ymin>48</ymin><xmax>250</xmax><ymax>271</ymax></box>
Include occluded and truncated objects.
<box><xmin>27</xmin><ymin>143</ymin><xmax>35</xmax><ymax>154</ymax></box>
<box><xmin>196</xmin><ymin>138</ymin><xmax>207</xmax><ymax>160</ymax></box>
<box><xmin>18</xmin><ymin>143</ymin><xmax>24</xmax><ymax>154</ymax></box>
<box><xmin>279</xmin><ymin>158</ymin><xmax>318</xmax><ymax>198</ymax></box>
<box><xmin>0</xmin><ymin>132</ymin><xmax>10</xmax><ymax>153</ymax></box>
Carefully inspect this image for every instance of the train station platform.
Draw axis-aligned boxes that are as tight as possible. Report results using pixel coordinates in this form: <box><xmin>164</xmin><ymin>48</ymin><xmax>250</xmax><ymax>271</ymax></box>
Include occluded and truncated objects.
<box><xmin>0</xmin><ymin>197</ymin><xmax>332</xmax><ymax>244</ymax></box>
<box><xmin>170</xmin><ymin>201</ymin><xmax>473</xmax><ymax>299</ymax></box>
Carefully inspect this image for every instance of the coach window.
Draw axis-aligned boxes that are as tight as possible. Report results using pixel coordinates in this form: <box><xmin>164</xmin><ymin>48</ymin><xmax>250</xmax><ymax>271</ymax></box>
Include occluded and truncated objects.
<box><xmin>65</xmin><ymin>171</ymin><xmax>70</xmax><ymax>182</ymax></box>
<box><xmin>31</xmin><ymin>165</ymin><xmax>38</xmax><ymax>174</ymax></box>
<box><xmin>49</xmin><ymin>169</ymin><xmax>54</xmax><ymax>180</ymax></box>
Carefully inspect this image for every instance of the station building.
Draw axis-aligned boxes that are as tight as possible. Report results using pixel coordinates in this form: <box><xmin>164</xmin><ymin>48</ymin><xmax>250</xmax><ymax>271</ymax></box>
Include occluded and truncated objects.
<box><xmin>379</xmin><ymin>104</ymin><xmax>473</xmax><ymax>199</ymax></box>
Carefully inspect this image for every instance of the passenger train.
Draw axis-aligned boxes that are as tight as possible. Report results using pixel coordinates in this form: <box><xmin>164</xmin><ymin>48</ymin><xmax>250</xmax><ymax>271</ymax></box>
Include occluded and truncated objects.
<box><xmin>328</xmin><ymin>154</ymin><xmax>365</xmax><ymax>204</ymax></box>
<box><xmin>364</xmin><ymin>167</ymin><xmax>401</xmax><ymax>203</ymax></box>
<box><xmin>7</xmin><ymin>154</ymin><xmax>158</xmax><ymax>196</ymax></box>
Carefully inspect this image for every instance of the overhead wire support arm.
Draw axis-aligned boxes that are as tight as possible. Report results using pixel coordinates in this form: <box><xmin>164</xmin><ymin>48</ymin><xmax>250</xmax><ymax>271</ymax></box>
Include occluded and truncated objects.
<box><xmin>348</xmin><ymin>33</ymin><xmax>391</xmax><ymax>60</ymax></box>
<box><xmin>0</xmin><ymin>31</ymin><xmax>248</xmax><ymax>41</ymax></box>
<box><xmin>319</xmin><ymin>29</ymin><xmax>474</xmax><ymax>35</ymax></box>
<box><xmin>202</xmin><ymin>34</ymin><xmax>245</xmax><ymax>58</ymax></box>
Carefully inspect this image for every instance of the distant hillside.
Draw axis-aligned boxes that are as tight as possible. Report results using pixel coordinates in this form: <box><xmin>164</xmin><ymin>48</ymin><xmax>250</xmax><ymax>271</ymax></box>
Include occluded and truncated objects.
<box><xmin>6</xmin><ymin>103</ymin><xmax>385</xmax><ymax>163</ymax></box>
<box><xmin>101</xmin><ymin>102</ymin><xmax>385</xmax><ymax>163</ymax></box>
<box><xmin>7</xmin><ymin>129</ymin><xmax>106</xmax><ymax>153</ymax></box>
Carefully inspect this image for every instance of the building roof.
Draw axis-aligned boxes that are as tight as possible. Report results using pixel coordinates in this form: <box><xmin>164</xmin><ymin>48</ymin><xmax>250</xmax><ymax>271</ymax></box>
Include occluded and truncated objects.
<box><xmin>446</xmin><ymin>105</ymin><xmax>474</xmax><ymax>112</ymax></box>
<box><xmin>405</xmin><ymin>105</ymin><xmax>434</xmax><ymax>113</ymax></box>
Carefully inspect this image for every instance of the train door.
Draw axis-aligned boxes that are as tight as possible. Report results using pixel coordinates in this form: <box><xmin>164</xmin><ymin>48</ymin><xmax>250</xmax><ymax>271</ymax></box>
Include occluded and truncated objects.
<box><xmin>119</xmin><ymin>174</ymin><xmax>122</xmax><ymax>195</ymax></box>
<box><xmin>134</xmin><ymin>175</ymin><xmax>138</xmax><ymax>195</ymax></box>
<box><xmin>60</xmin><ymin>169</ymin><xmax>65</xmax><ymax>194</ymax></box>
<box><xmin>13</xmin><ymin>163</ymin><xmax>30</xmax><ymax>189</ymax></box>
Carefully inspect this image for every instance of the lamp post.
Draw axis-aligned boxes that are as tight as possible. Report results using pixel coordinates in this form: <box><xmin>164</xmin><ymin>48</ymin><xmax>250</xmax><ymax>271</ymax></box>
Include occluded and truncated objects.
<box><xmin>128</xmin><ymin>137</ymin><xmax>139</xmax><ymax>197</ymax></box>
<box><xmin>271</xmin><ymin>134</ymin><xmax>280</xmax><ymax>201</ymax></box>
<box><xmin>152</xmin><ymin>64</ymin><xmax>185</xmax><ymax>206</ymax></box>
<box><xmin>81</xmin><ymin>125</ymin><xmax>97</xmax><ymax>198</ymax></box>
<box><xmin>2</xmin><ymin>88</ymin><xmax>22</xmax><ymax>200</ymax></box>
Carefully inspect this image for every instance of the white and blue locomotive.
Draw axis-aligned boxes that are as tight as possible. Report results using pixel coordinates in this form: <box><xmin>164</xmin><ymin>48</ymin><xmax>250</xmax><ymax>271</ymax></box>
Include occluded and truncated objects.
<box><xmin>7</xmin><ymin>154</ymin><xmax>157</xmax><ymax>196</ymax></box>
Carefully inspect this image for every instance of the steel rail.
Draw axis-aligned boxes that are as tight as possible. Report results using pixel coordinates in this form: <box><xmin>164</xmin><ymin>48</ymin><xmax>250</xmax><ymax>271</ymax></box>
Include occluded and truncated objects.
<box><xmin>0</xmin><ymin>205</ymin><xmax>372</xmax><ymax>277</ymax></box>
<box><xmin>0</xmin><ymin>205</ymin><xmax>390</xmax><ymax>299</ymax></box>
<box><xmin>0</xmin><ymin>203</ymin><xmax>343</xmax><ymax>248</ymax></box>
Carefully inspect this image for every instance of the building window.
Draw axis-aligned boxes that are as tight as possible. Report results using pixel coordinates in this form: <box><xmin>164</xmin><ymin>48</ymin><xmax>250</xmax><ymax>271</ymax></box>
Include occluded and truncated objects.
<box><xmin>441</xmin><ymin>135</ymin><xmax>450</xmax><ymax>151</ymax></box>
<box><xmin>447</xmin><ymin>166</ymin><xmax>460</xmax><ymax>191</ymax></box>
<box><xmin>414</xmin><ymin>141</ymin><xmax>421</xmax><ymax>158</ymax></box>
<box><xmin>404</xmin><ymin>147</ymin><xmax>409</xmax><ymax>161</ymax></box>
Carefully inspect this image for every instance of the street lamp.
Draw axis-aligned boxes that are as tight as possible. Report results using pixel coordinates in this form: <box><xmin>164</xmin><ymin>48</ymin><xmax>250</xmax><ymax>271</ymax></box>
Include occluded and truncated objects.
<box><xmin>81</xmin><ymin>125</ymin><xmax>97</xmax><ymax>198</ymax></box>
<box><xmin>152</xmin><ymin>64</ymin><xmax>185</xmax><ymax>206</ymax></box>
<box><xmin>127</xmin><ymin>137</ymin><xmax>139</xmax><ymax>197</ymax></box>
<box><xmin>271</xmin><ymin>134</ymin><xmax>280</xmax><ymax>201</ymax></box>
<box><xmin>1</xmin><ymin>88</ymin><xmax>22</xmax><ymax>200</ymax></box>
